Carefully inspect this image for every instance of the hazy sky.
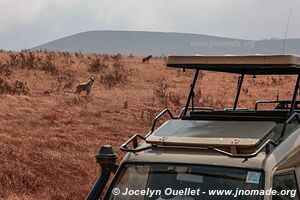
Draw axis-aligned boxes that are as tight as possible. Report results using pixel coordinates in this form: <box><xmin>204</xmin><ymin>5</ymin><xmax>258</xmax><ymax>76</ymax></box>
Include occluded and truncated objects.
<box><xmin>1</xmin><ymin>0</ymin><xmax>299</xmax><ymax>50</ymax></box>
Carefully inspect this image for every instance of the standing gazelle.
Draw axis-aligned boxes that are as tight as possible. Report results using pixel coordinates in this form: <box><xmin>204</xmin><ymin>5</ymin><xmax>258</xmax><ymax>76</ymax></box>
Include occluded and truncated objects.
<box><xmin>75</xmin><ymin>77</ymin><xmax>95</xmax><ymax>95</ymax></box>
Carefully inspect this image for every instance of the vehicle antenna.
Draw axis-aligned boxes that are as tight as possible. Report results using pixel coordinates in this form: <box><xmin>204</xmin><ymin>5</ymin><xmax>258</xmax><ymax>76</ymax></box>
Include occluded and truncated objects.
<box><xmin>282</xmin><ymin>7</ymin><xmax>293</xmax><ymax>53</ymax></box>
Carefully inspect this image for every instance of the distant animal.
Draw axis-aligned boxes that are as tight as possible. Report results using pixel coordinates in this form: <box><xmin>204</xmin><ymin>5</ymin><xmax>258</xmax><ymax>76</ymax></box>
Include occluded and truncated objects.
<box><xmin>142</xmin><ymin>55</ymin><xmax>152</xmax><ymax>63</ymax></box>
<box><xmin>75</xmin><ymin>77</ymin><xmax>95</xmax><ymax>95</ymax></box>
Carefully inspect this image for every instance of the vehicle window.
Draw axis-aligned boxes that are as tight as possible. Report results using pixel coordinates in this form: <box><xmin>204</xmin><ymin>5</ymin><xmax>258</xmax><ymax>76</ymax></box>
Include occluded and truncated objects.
<box><xmin>109</xmin><ymin>165</ymin><xmax>150</xmax><ymax>200</ymax></box>
<box><xmin>272</xmin><ymin>172</ymin><xmax>299</xmax><ymax>200</ymax></box>
<box><xmin>105</xmin><ymin>164</ymin><xmax>263</xmax><ymax>200</ymax></box>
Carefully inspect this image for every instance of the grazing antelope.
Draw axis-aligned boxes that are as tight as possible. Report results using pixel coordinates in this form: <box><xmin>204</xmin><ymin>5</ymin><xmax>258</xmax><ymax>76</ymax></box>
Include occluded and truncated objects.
<box><xmin>75</xmin><ymin>77</ymin><xmax>95</xmax><ymax>95</ymax></box>
<box><xmin>142</xmin><ymin>55</ymin><xmax>152</xmax><ymax>63</ymax></box>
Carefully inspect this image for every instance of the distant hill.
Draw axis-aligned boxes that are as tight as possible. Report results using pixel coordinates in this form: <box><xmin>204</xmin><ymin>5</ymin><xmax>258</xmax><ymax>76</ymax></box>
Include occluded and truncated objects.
<box><xmin>31</xmin><ymin>30</ymin><xmax>300</xmax><ymax>56</ymax></box>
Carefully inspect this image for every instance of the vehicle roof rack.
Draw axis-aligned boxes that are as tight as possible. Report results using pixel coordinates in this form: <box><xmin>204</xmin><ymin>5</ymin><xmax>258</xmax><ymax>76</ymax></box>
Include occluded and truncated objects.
<box><xmin>120</xmin><ymin>109</ymin><xmax>300</xmax><ymax>158</ymax></box>
<box><xmin>255</xmin><ymin>100</ymin><xmax>300</xmax><ymax>110</ymax></box>
<box><xmin>167</xmin><ymin>55</ymin><xmax>300</xmax><ymax>74</ymax></box>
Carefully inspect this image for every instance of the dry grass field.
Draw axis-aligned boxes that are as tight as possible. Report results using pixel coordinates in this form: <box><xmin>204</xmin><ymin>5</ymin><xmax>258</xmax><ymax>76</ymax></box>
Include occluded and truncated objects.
<box><xmin>0</xmin><ymin>50</ymin><xmax>296</xmax><ymax>199</ymax></box>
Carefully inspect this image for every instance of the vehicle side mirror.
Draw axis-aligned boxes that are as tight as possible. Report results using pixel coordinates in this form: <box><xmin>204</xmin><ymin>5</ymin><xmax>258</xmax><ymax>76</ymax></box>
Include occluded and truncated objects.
<box><xmin>86</xmin><ymin>145</ymin><xmax>118</xmax><ymax>200</ymax></box>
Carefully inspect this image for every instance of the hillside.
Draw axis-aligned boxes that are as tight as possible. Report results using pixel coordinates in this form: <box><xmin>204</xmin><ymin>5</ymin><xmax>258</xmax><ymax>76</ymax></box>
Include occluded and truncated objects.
<box><xmin>0</xmin><ymin>51</ymin><xmax>297</xmax><ymax>199</ymax></box>
<box><xmin>31</xmin><ymin>31</ymin><xmax>300</xmax><ymax>56</ymax></box>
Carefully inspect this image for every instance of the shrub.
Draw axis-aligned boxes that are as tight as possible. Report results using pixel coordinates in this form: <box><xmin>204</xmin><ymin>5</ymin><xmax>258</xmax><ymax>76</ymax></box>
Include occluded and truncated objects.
<box><xmin>13</xmin><ymin>80</ymin><xmax>30</xmax><ymax>95</ymax></box>
<box><xmin>140</xmin><ymin>108</ymin><xmax>161</xmax><ymax>126</ymax></box>
<box><xmin>128</xmin><ymin>53</ymin><xmax>134</xmax><ymax>58</ymax></box>
<box><xmin>102</xmin><ymin>54</ymin><xmax>109</xmax><ymax>62</ymax></box>
<box><xmin>100</xmin><ymin>69</ymin><xmax>128</xmax><ymax>88</ymax></box>
<box><xmin>61</xmin><ymin>51</ymin><xmax>70</xmax><ymax>58</ymax></box>
<box><xmin>9</xmin><ymin>53</ymin><xmax>19</xmax><ymax>67</ymax></box>
<box><xmin>168</xmin><ymin>92</ymin><xmax>181</xmax><ymax>106</ymax></box>
<box><xmin>0</xmin><ymin>62</ymin><xmax>12</xmax><ymax>77</ymax></box>
<box><xmin>0</xmin><ymin>78</ymin><xmax>10</xmax><ymax>94</ymax></box>
<box><xmin>112</xmin><ymin>61</ymin><xmax>123</xmax><ymax>69</ymax></box>
<box><xmin>0</xmin><ymin>78</ymin><xmax>29</xmax><ymax>95</ymax></box>
<box><xmin>54</xmin><ymin>70</ymin><xmax>76</xmax><ymax>91</ymax></box>
<box><xmin>100</xmin><ymin>61</ymin><xmax>131</xmax><ymax>88</ymax></box>
<box><xmin>242</xmin><ymin>87</ymin><xmax>249</xmax><ymax>95</ymax></box>
<box><xmin>112</xmin><ymin>53</ymin><xmax>122</xmax><ymax>62</ymax></box>
<box><xmin>271</xmin><ymin>77</ymin><xmax>284</xmax><ymax>86</ymax></box>
<box><xmin>198</xmin><ymin>93</ymin><xmax>227</xmax><ymax>109</ymax></box>
<box><xmin>42</xmin><ymin>54</ymin><xmax>58</xmax><ymax>75</ymax></box>
<box><xmin>153</xmin><ymin>82</ymin><xmax>168</xmax><ymax>106</ymax></box>
<box><xmin>19</xmin><ymin>52</ymin><xmax>35</xmax><ymax>69</ymax></box>
<box><xmin>74</xmin><ymin>51</ymin><xmax>83</xmax><ymax>57</ymax></box>
<box><xmin>8</xmin><ymin>52</ymin><xmax>36</xmax><ymax>69</ymax></box>
<box><xmin>153</xmin><ymin>81</ymin><xmax>183</xmax><ymax>108</ymax></box>
<box><xmin>88</xmin><ymin>58</ymin><xmax>108</xmax><ymax>72</ymax></box>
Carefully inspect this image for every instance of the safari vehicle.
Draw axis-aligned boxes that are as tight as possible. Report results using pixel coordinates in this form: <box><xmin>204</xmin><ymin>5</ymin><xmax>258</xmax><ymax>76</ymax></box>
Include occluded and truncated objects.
<box><xmin>86</xmin><ymin>55</ymin><xmax>300</xmax><ymax>200</ymax></box>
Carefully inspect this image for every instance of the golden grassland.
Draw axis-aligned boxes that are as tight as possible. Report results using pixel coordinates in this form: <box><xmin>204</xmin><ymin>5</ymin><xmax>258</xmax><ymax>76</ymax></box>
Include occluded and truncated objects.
<box><xmin>0</xmin><ymin>50</ymin><xmax>296</xmax><ymax>199</ymax></box>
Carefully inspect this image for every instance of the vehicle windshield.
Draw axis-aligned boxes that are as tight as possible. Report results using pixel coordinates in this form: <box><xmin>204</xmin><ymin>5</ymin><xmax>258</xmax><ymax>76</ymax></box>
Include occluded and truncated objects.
<box><xmin>105</xmin><ymin>163</ymin><xmax>263</xmax><ymax>200</ymax></box>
